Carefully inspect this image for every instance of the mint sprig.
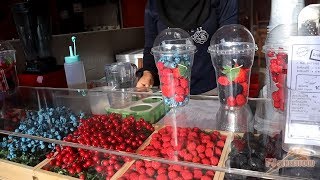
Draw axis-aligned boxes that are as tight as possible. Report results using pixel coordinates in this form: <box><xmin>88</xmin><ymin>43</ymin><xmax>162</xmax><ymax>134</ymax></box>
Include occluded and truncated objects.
<box><xmin>222</xmin><ymin>65</ymin><xmax>242</xmax><ymax>81</ymax></box>
<box><xmin>178</xmin><ymin>62</ymin><xmax>189</xmax><ymax>78</ymax></box>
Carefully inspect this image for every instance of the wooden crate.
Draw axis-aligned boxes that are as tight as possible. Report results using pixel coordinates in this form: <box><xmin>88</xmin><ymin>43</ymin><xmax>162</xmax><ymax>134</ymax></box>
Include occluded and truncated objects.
<box><xmin>112</xmin><ymin>126</ymin><xmax>232</xmax><ymax>180</ymax></box>
<box><xmin>0</xmin><ymin>158</ymin><xmax>46</xmax><ymax>180</ymax></box>
<box><xmin>33</xmin><ymin>126</ymin><xmax>162</xmax><ymax>180</ymax></box>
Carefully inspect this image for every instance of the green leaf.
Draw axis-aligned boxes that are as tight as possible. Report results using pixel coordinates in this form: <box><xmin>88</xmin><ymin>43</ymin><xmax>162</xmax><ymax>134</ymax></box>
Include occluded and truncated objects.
<box><xmin>178</xmin><ymin>64</ymin><xmax>189</xmax><ymax>78</ymax></box>
<box><xmin>222</xmin><ymin>66</ymin><xmax>241</xmax><ymax>81</ymax></box>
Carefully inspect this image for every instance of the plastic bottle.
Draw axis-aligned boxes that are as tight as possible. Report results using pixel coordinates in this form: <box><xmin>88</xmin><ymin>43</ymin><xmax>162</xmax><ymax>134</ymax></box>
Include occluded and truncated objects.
<box><xmin>64</xmin><ymin>36</ymin><xmax>87</xmax><ymax>89</ymax></box>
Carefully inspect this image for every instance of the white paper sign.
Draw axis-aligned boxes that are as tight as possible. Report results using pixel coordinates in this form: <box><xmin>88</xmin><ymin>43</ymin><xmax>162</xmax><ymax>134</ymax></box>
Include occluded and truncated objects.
<box><xmin>285</xmin><ymin>36</ymin><xmax>320</xmax><ymax>146</ymax></box>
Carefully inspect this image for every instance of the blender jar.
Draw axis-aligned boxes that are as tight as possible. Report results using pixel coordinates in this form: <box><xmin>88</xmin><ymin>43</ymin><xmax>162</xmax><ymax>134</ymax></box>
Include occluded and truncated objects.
<box><xmin>263</xmin><ymin>24</ymin><xmax>297</xmax><ymax>112</ymax></box>
<box><xmin>208</xmin><ymin>24</ymin><xmax>255</xmax><ymax>108</ymax></box>
<box><xmin>151</xmin><ymin>28</ymin><xmax>196</xmax><ymax>108</ymax></box>
<box><xmin>0</xmin><ymin>41</ymin><xmax>18</xmax><ymax>93</ymax></box>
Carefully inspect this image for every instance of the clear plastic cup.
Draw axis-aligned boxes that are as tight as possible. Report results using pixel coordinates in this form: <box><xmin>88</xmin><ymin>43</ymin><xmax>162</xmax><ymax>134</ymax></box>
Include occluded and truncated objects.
<box><xmin>263</xmin><ymin>24</ymin><xmax>297</xmax><ymax>112</ymax></box>
<box><xmin>0</xmin><ymin>41</ymin><xmax>18</xmax><ymax>94</ymax></box>
<box><xmin>208</xmin><ymin>24</ymin><xmax>255</xmax><ymax>107</ymax></box>
<box><xmin>105</xmin><ymin>62</ymin><xmax>137</xmax><ymax>89</ymax></box>
<box><xmin>151</xmin><ymin>28</ymin><xmax>196</xmax><ymax>108</ymax></box>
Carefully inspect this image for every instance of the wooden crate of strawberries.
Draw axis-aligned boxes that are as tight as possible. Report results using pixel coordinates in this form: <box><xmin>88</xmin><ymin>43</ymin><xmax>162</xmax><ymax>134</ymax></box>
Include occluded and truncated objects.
<box><xmin>112</xmin><ymin>126</ymin><xmax>232</xmax><ymax>180</ymax></box>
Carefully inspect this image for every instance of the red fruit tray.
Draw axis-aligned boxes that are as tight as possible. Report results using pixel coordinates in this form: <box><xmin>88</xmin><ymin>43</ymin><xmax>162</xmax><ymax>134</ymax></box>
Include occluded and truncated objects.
<box><xmin>0</xmin><ymin>158</ymin><xmax>49</xmax><ymax>180</ymax></box>
<box><xmin>33</xmin><ymin>125</ymin><xmax>162</xmax><ymax>180</ymax></box>
<box><xmin>111</xmin><ymin>126</ymin><xmax>232</xmax><ymax>180</ymax></box>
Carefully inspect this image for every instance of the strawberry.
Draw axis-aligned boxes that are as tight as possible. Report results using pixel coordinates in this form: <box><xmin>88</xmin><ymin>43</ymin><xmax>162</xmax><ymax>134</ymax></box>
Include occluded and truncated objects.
<box><xmin>152</xmin><ymin>161</ymin><xmax>161</xmax><ymax>170</ymax></box>
<box><xmin>146</xmin><ymin>167</ymin><xmax>156</xmax><ymax>177</ymax></box>
<box><xmin>192</xmin><ymin>156</ymin><xmax>201</xmax><ymax>163</ymax></box>
<box><xmin>181</xmin><ymin>170</ymin><xmax>193</xmax><ymax>180</ymax></box>
<box><xmin>179</xmin><ymin>78</ymin><xmax>189</xmax><ymax>88</ymax></box>
<box><xmin>135</xmin><ymin>160</ymin><xmax>144</xmax><ymax>168</ymax></box>
<box><xmin>215</xmin><ymin>147</ymin><xmax>222</xmax><ymax>156</ymax></box>
<box><xmin>162</xmin><ymin>135</ymin><xmax>171</xmax><ymax>142</ymax></box>
<box><xmin>161</xmin><ymin>76</ymin><xmax>173</xmax><ymax>85</ymax></box>
<box><xmin>196</xmin><ymin>145</ymin><xmax>205</xmax><ymax>154</ymax></box>
<box><xmin>210</xmin><ymin>156</ymin><xmax>219</xmax><ymax>166</ymax></box>
<box><xmin>190</xmin><ymin>150</ymin><xmax>198</xmax><ymax>157</ymax></box>
<box><xmin>175</xmin><ymin>86</ymin><xmax>185</xmax><ymax>95</ymax></box>
<box><xmin>168</xmin><ymin>170</ymin><xmax>178</xmax><ymax>179</ymax></box>
<box><xmin>137</xmin><ymin>166</ymin><xmax>146</xmax><ymax>174</ymax></box>
<box><xmin>199</xmin><ymin>153</ymin><xmax>206</xmax><ymax>159</ymax></box>
<box><xmin>178</xmin><ymin>149</ymin><xmax>187</xmax><ymax>157</ymax></box>
<box><xmin>162</xmin><ymin>85</ymin><xmax>175</xmax><ymax>97</ymax></box>
<box><xmin>158</xmin><ymin>167</ymin><xmax>167</xmax><ymax>175</ymax></box>
<box><xmin>234</xmin><ymin>68</ymin><xmax>247</xmax><ymax>83</ymax></box>
<box><xmin>193</xmin><ymin>169</ymin><xmax>203</xmax><ymax>179</ymax></box>
<box><xmin>162</xmin><ymin>68</ymin><xmax>173</xmax><ymax>76</ymax></box>
<box><xmin>206</xmin><ymin>141</ymin><xmax>214</xmax><ymax>148</ymax></box>
<box><xmin>186</xmin><ymin>142</ymin><xmax>196</xmax><ymax>151</ymax></box>
<box><xmin>273</xmin><ymin>100</ymin><xmax>280</xmax><ymax>108</ymax></box>
<box><xmin>129</xmin><ymin>172</ymin><xmax>139</xmax><ymax>179</ymax></box>
<box><xmin>201</xmin><ymin>158</ymin><xmax>210</xmax><ymax>165</ymax></box>
<box><xmin>240</xmin><ymin>82</ymin><xmax>248</xmax><ymax>96</ymax></box>
<box><xmin>139</xmin><ymin>174</ymin><xmax>149</xmax><ymax>180</ymax></box>
<box><xmin>172</xmin><ymin>165</ymin><xmax>183</xmax><ymax>172</ymax></box>
<box><xmin>218</xmin><ymin>76</ymin><xmax>230</xmax><ymax>86</ymax></box>
<box><xmin>184</xmin><ymin>153</ymin><xmax>193</xmax><ymax>161</ymax></box>
<box><xmin>205</xmin><ymin>170</ymin><xmax>215</xmax><ymax>177</ymax></box>
<box><xmin>227</xmin><ymin>96</ymin><xmax>236</xmax><ymax>106</ymax></box>
<box><xmin>156</xmin><ymin>174</ymin><xmax>169</xmax><ymax>180</ymax></box>
<box><xmin>157</xmin><ymin>62</ymin><xmax>165</xmax><ymax>70</ymax></box>
<box><xmin>174</xmin><ymin>78</ymin><xmax>180</xmax><ymax>87</ymax></box>
<box><xmin>200</xmin><ymin>175</ymin><xmax>212</xmax><ymax>180</ymax></box>
<box><xmin>267</xmin><ymin>50</ymin><xmax>275</xmax><ymax>57</ymax></box>
<box><xmin>272</xmin><ymin>91</ymin><xmax>280</xmax><ymax>102</ymax></box>
<box><xmin>145</xmin><ymin>161</ymin><xmax>152</xmax><ymax>168</ymax></box>
<box><xmin>236</xmin><ymin>94</ymin><xmax>246</xmax><ymax>106</ymax></box>
<box><xmin>216</xmin><ymin>140</ymin><xmax>225</xmax><ymax>148</ymax></box>
<box><xmin>172</xmin><ymin>68</ymin><xmax>180</xmax><ymax>78</ymax></box>
<box><xmin>174</xmin><ymin>94</ymin><xmax>185</xmax><ymax>102</ymax></box>
<box><xmin>151</xmin><ymin>140</ymin><xmax>162</xmax><ymax>149</ymax></box>
<box><xmin>205</xmin><ymin>148</ymin><xmax>214</xmax><ymax>157</ymax></box>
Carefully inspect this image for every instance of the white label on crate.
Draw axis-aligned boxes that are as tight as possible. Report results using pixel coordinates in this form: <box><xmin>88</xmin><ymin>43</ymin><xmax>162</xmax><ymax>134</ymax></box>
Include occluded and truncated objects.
<box><xmin>285</xmin><ymin>36</ymin><xmax>320</xmax><ymax>146</ymax></box>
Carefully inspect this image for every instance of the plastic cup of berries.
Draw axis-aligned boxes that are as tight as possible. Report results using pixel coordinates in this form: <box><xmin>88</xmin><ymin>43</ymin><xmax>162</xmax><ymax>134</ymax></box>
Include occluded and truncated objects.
<box><xmin>262</xmin><ymin>24</ymin><xmax>297</xmax><ymax>112</ymax></box>
<box><xmin>0</xmin><ymin>41</ymin><xmax>18</xmax><ymax>94</ymax></box>
<box><xmin>151</xmin><ymin>28</ymin><xmax>196</xmax><ymax>108</ymax></box>
<box><xmin>264</xmin><ymin>46</ymin><xmax>288</xmax><ymax>112</ymax></box>
<box><xmin>208</xmin><ymin>25</ymin><xmax>255</xmax><ymax>108</ymax></box>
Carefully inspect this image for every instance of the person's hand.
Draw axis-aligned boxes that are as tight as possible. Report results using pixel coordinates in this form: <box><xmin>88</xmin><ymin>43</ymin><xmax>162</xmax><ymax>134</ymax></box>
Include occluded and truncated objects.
<box><xmin>136</xmin><ymin>71</ymin><xmax>154</xmax><ymax>88</ymax></box>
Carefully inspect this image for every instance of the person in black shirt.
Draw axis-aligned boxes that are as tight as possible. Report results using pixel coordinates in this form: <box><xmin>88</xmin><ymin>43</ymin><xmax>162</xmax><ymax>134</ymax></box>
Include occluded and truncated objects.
<box><xmin>136</xmin><ymin>0</ymin><xmax>238</xmax><ymax>95</ymax></box>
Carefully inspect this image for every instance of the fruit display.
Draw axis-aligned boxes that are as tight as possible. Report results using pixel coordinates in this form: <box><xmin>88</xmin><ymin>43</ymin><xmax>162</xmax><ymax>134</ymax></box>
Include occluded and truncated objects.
<box><xmin>156</xmin><ymin>53</ymin><xmax>192</xmax><ymax>108</ymax></box>
<box><xmin>44</xmin><ymin>114</ymin><xmax>155</xmax><ymax>180</ymax></box>
<box><xmin>266</xmin><ymin>48</ymin><xmax>287</xmax><ymax>112</ymax></box>
<box><xmin>119</xmin><ymin>126</ymin><xmax>228</xmax><ymax>179</ymax></box>
<box><xmin>224</xmin><ymin>132</ymin><xmax>282</xmax><ymax>180</ymax></box>
<box><xmin>215</xmin><ymin>55</ymin><xmax>252</xmax><ymax>107</ymax></box>
<box><xmin>0</xmin><ymin>107</ymin><xmax>83</xmax><ymax>166</ymax></box>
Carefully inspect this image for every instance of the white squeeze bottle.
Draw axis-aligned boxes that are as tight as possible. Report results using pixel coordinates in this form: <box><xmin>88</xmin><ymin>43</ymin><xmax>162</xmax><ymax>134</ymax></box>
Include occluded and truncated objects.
<box><xmin>64</xmin><ymin>36</ymin><xmax>87</xmax><ymax>89</ymax></box>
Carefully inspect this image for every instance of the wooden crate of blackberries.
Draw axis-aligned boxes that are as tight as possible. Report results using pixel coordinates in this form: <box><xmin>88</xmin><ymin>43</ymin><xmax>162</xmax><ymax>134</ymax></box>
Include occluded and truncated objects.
<box><xmin>222</xmin><ymin>132</ymin><xmax>282</xmax><ymax>180</ymax></box>
<box><xmin>112</xmin><ymin>126</ymin><xmax>232</xmax><ymax>180</ymax></box>
<box><xmin>34</xmin><ymin>114</ymin><xmax>155</xmax><ymax>180</ymax></box>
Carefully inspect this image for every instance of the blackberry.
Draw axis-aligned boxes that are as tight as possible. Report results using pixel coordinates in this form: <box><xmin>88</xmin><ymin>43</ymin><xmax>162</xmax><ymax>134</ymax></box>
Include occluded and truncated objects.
<box><xmin>236</xmin><ymin>55</ymin><xmax>252</xmax><ymax>68</ymax></box>
<box><xmin>218</xmin><ymin>83</ymin><xmax>243</xmax><ymax>103</ymax></box>
<box><xmin>247</xmin><ymin>157</ymin><xmax>264</xmax><ymax>171</ymax></box>
<box><xmin>258</xmin><ymin>134</ymin><xmax>270</xmax><ymax>146</ymax></box>
<box><xmin>229</xmin><ymin>154</ymin><xmax>248</xmax><ymax>168</ymax></box>
<box><xmin>254</xmin><ymin>149</ymin><xmax>266</xmax><ymax>161</ymax></box>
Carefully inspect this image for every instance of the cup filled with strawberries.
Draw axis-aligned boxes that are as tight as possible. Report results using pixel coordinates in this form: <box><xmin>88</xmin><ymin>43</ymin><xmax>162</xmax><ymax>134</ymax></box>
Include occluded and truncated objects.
<box><xmin>151</xmin><ymin>28</ymin><xmax>196</xmax><ymax>108</ymax></box>
<box><xmin>208</xmin><ymin>25</ymin><xmax>255</xmax><ymax>108</ymax></box>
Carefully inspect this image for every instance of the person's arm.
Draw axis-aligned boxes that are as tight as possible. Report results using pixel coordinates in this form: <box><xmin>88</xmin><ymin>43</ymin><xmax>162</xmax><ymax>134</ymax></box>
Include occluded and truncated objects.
<box><xmin>217</xmin><ymin>0</ymin><xmax>239</xmax><ymax>27</ymax></box>
<box><xmin>136</xmin><ymin>0</ymin><xmax>160</xmax><ymax>87</ymax></box>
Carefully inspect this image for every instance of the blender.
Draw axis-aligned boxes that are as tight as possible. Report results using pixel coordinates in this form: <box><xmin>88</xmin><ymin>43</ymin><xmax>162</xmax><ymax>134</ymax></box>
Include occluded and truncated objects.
<box><xmin>11</xmin><ymin>0</ymin><xmax>67</xmax><ymax>88</ymax></box>
<box><xmin>12</xmin><ymin>0</ymin><xmax>57</xmax><ymax>73</ymax></box>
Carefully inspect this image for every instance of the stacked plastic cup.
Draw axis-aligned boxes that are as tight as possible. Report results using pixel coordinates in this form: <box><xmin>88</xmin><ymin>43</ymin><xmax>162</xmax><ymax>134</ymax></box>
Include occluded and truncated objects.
<box><xmin>0</xmin><ymin>41</ymin><xmax>18</xmax><ymax>94</ymax></box>
<box><xmin>263</xmin><ymin>24</ymin><xmax>297</xmax><ymax>112</ymax></box>
<box><xmin>208</xmin><ymin>25</ymin><xmax>255</xmax><ymax>108</ymax></box>
<box><xmin>151</xmin><ymin>28</ymin><xmax>196</xmax><ymax>108</ymax></box>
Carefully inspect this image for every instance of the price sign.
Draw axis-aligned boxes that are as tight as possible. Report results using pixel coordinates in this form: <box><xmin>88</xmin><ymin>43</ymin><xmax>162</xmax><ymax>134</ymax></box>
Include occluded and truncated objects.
<box><xmin>285</xmin><ymin>36</ymin><xmax>320</xmax><ymax>146</ymax></box>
